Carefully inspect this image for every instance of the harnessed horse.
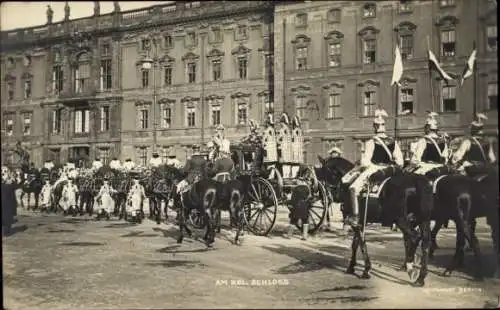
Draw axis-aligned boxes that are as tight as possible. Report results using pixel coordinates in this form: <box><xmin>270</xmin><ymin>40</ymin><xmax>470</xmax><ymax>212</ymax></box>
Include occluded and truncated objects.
<box><xmin>317</xmin><ymin>156</ymin><xmax>433</xmax><ymax>287</ymax></box>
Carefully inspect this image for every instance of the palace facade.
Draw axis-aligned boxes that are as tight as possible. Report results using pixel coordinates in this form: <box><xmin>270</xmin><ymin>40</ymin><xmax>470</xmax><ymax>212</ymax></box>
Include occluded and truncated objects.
<box><xmin>1</xmin><ymin>0</ymin><xmax>497</xmax><ymax>167</ymax></box>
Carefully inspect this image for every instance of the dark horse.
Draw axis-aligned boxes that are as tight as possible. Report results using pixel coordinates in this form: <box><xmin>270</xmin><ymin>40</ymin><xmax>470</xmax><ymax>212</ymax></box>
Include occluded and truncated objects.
<box><xmin>145</xmin><ymin>165</ymin><xmax>183</xmax><ymax>224</ymax></box>
<box><xmin>175</xmin><ymin>178</ymin><xmax>219</xmax><ymax>247</ymax></box>
<box><xmin>317</xmin><ymin>156</ymin><xmax>433</xmax><ymax>287</ymax></box>
<box><xmin>428</xmin><ymin>164</ymin><xmax>500</xmax><ymax>278</ymax></box>
<box><xmin>19</xmin><ymin>170</ymin><xmax>43</xmax><ymax>210</ymax></box>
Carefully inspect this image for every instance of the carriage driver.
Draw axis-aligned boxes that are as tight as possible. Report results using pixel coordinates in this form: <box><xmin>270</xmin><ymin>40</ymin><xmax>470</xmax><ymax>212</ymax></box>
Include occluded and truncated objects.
<box><xmin>342</xmin><ymin>108</ymin><xmax>404</xmax><ymax>227</ymax></box>
<box><xmin>411</xmin><ymin>112</ymin><xmax>449</xmax><ymax>175</ymax></box>
<box><xmin>210</xmin><ymin>138</ymin><xmax>235</xmax><ymax>184</ymax></box>
<box><xmin>451</xmin><ymin>113</ymin><xmax>496</xmax><ymax>173</ymax></box>
<box><xmin>149</xmin><ymin>151</ymin><xmax>163</xmax><ymax>168</ymax></box>
<box><xmin>176</xmin><ymin>144</ymin><xmax>207</xmax><ymax>198</ymax></box>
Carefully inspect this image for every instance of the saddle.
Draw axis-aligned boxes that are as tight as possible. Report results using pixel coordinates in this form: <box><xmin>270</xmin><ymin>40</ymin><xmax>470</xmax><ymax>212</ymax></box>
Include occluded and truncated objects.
<box><xmin>361</xmin><ymin>166</ymin><xmax>401</xmax><ymax>199</ymax></box>
<box><xmin>465</xmin><ymin>165</ymin><xmax>494</xmax><ymax>182</ymax></box>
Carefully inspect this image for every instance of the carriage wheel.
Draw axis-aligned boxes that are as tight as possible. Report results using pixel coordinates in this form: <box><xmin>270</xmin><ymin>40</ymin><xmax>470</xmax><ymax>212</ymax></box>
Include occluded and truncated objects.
<box><xmin>243</xmin><ymin>177</ymin><xmax>278</xmax><ymax>236</ymax></box>
<box><xmin>295</xmin><ymin>181</ymin><xmax>328</xmax><ymax>234</ymax></box>
<box><xmin>188</xmin><ymin>209</ymin><xmax>206</xmax><ymax>229</ymax></box>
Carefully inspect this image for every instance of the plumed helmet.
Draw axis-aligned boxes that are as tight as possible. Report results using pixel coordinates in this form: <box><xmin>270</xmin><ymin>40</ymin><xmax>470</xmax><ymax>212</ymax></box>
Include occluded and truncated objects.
<box><xmin>471</xmin><ymin>113</ymin><xmax>488</xmax><ymax>129</ymax></box>
<box><xmin>425</xmin><ymin>111</ymin><xmax>439</xmax><ymax>130</ymax></box>
<box><xmin>280</xmin><ymin>112</ymin><xmax>290</xmax><ymax>125</ymax></box>
<box><xmin>292</xmin><ymin>115</ymin><xmax>301</xmax><ymax>128</ymax></box>
<box><xmin>373</xmin><ymin>108</ymin><xmax>388</xmax><ymax>125</ymax></box>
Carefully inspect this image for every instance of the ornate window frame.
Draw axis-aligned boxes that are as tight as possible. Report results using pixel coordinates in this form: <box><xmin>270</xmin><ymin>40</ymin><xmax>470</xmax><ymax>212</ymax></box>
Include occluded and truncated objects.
<box><xmin>206</xmin><ymin>95</ymin><xmax>224</xmax><ymax>127</ymax></box>
<box><xmin>327</xmin><ymin>8</ymin><xmax>341</xmax><ymax>24</ymax></box>
<box><xmin>357</xmin><ymin>80</ymin><xmax>380</xmax><ymax>117</ymax></box>
<box><xmin>292</xmin><ymin>34</ymin><xmax>311</xmax><ymax>72</ymax></box>
<box><xmin>22</xmin><ymin>72</ymin><xmax>33</xmax><ymax>99</ymax></box>
<box><xmin>163</xmin><ymin>33</ymin><xmax>174</xmax><ymax>50</ymax></box>
<box><xmin>135</xmin><ymin>99</ymin><xmax>152</xmax><ymax>130</ymax></box>
<box><xmin>436</xmin><ymin>16</ymin><xmax>459</xmax><ymax>60</ymax></box>
<box><xmin>394</xmin><ymin>22</ymin><xmax>417</xmax><ymax>60</ymax></box>
<box><xmin>207</xmin><ymin>48</ymin><xmax>224</xmax><ymax>82</ymax></box>
<box><xmin>231</xmin><ymin>45</ymin><xmax>251</xmax><ymax>80</ymax></box>
<box><xmin>398</xmin><ymin>76</ymin><xmax>418</xmax><ymax>115</ymax></box>
<box><xmin>158</xmin><ymin>98</ymin><xmax>175</xmax><ymax>129</ymax></box>
<box><xmin>358</xmin><ymin>26</ymin><xmax>379</xmax><ymax>65</ymax></box>
<box><xmin>440</xmin><ymin>80</ymin><xmax>458</xmax><ymax>113</ymax></box>
<box><xmin>23</xmin><ymin>54</ymin><xmax>32</xmax><ymax>68</ymax></box>
<box><xmin>159</xmin><ymin>54</ymin><xmax>175</xmax><ymax>86</ymax></box>
<box><xmin>231</xmin><ymin>92</ymin><xmax>251</xmax><ymax>126</ymax></box>
<box><xmin>257</xmin><ymin>90</ymin><xmax>273</xmax><ymax>115</ymax></box>
<box><xmin>295</xmin><ymin>13</ymin><xmax>307</xmax><ymax>28</ymax></box>
<box><xmin>290</xmin><ymin>85</ymin><xmax>314</xmax><ymax>121</ymax></box>
<box><xmin>6</xmin><ymin>56</ymin><xmax>15</xmax><ymax>69</ymax></box>
<box><xmin>4</xmin><ymin>72</ymin><xmax>16</xmax><ymax>101</ymax></box>
<box><xmin>210</xmin><ymin>26</ymin><xmax>223</xmax><ymax>44</ymax></box>
<box><xmin>324</xmin><ymin>31</ymin><xmax>344</xmax><ymax>68</ymax></box>
<box><xmin>181</xmin><ymin>96</ymin><xmax>199</xmax><ymax>128</ymax></box>
<box><xmin>185</xmin><ymin>31</ymin><xmax>198</xmax><ymax>49</ymax></box>
<box><xmin>322</xmin><ymin>82</ymin><xmax>345</xmax><ymax>120</ymax></box>
<box><xmin>398</xmin><ymin>0</ymin><xmax>413</xmax><ymax>14</ymax></box>
<box><xmin>182</xmin><ymin>52</ymin><xmax>199</xmax><ymax>84</ymax></box>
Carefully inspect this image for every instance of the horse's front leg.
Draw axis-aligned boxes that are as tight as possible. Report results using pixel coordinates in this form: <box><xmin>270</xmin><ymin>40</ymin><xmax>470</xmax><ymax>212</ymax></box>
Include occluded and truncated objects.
<box><xmin>429</xmin><ymin>219</ymin><xmax>444</xmax><ymax>259</ymax></box>
<box><xmin>234</xmin><ymin>203</ymin><xmax>245</xmax><ymax>245</ymax></box>
<box><xmin>204</xmin><ymin>208</ymin><xmax>216</xmax><ymax>248</ymax></box>
<box><xmin>177</xmin><ymin>202</ymin><xmax>186</xmax><ymax>244</ymax></box>
<box><xmin>463</xmin><ymin>220</ymin><xmax>484</xmax><ymax>280</ymax></box>
<box><xmin>34</xmin><ymin>193</ymin><xmax>40</xmax><ymax>210</ymax></box>
<box><xmin>358</xmin><ymin>225</ymin><xmax>372</xmax><ymax>279</ymax></box>
<box><xmin>346</xmin><ymin>227</ymin><xmax>361</xmax><ymax>275</ymax></box>
<box><xmin>414</xmin><ymin>220</ymin><xmax>431</xmax><ymax>287</ymax></box>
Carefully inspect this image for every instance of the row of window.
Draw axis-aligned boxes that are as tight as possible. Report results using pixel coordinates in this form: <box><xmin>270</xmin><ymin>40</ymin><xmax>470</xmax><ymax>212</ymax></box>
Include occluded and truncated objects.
<box><xmin>49</xmin><ymin>107</ymin><xmax>111</xmax><ymax>135</ymax></box>
<box><xmin>296</xmin><ymin>0</ymin><xmax>457</xmax><ymax>27</ymax></box>
<box><xmin>4</xmin><ymin>112</ymin><xmax>32</xmax><ymax>136</ymax></box>
<box><xmin>295</xmin><ymin>25</ymin><xmax>497</xmax><ymax>71</ymax></box>
<box><xmin>296</xmin><ymin>82</ymin><xmax>498</xmax><ymax>120</ymax></box>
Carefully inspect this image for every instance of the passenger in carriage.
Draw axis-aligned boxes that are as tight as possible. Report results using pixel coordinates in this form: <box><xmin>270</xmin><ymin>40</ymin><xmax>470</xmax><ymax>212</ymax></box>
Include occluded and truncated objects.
<box><xmin>411</xmin><ymin>112</ymin><xmax>450</xmax><ymax>176</ymax></box>
<box><xmin>451</xmin><ymin>113</ymin><xmax>496</xmax><ymax>174</ymax></box>
<box><xmin>342</xmin><ymin>108</ymin><xmax>404</xmax><ymax>227</ymax></box>
<box><xmin>278</xmin><ymin>112</ymin><xmax>293</xmax><ymax>179</ymax></box>
<box><xmin>109</xmin><ymin>157</ymin><xmax>122</xmax><ymax>171</ymax></box>
<box><xmin>211</xmin><ymin>137</ymin><xmax>235</xmax><ymax>183</ymax></box>
<box><xmin>123</xmin><ymin>158</ymin><xmax>136</xmax><ymax>171</ymax></box>
<box><xmin>149</xmin><ymin>151</ymin><xmax>163</xmax><ymax>168</ymax></box>
<box><xmin>92</xmin><ymin>157</ymin><xmax>103</xmax><ymax>171</ymax></box>
<box><xmin>213</xmin><ymin>124</ymin><xmax>231</xmax><ymax>157</ymax></box>
<box><xmin>263</xmin><ymin>113</ymin><xmax>278</xmax><ymax>179</ymax></box>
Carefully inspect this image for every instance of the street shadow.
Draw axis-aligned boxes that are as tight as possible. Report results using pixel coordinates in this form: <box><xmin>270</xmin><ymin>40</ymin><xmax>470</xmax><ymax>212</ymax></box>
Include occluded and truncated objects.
<box><xmin>3</xmin><ymin>225</ymin><xmax>28</xmax><ymax>237</ymax></box>
<box><xmin>145</xmin><ymin>259</ymin><xmax>207</xmax><ymax>268</ymax></box>
<box><xmin>59</xmin><ymin>241</ymin><xmax>105</xmax><ymax>246</ymax></box>
<box><xmin>302</xmin><ymin>296</ymin><xmax>378</xmax><ymax>305</ymax></box>
<box><xmin>121</xmin><ymin>231</ymin><xmax>159</xmax><ymax>238</ymax></box>
<box><xmin>103</xmin><ymin>222</ymin><xmax>137</xmax><ymax>228</ymax></box>
<box><xmin>151</xmin><ymin>227</ymin><xmax>194</xmax><ymax>243</ymax></box>
<box><xmin>316</xmin><ymin>285</ymin><xmax>368</xmax><ymax>293</ymax></box>
<box><xmin>429</xmin><ymin>250</ymin><xmax>499</xmax><ymax>280</ymax></box>
<box><xmin>156</xmin><ymin>245</ymin><xmax>211</xmax><ymax>254</ymax></box>
<box><xmin>46</xmin><ymin>229</ymin><xmax>76</xmax><ymax>233</ymax></box>
<box><xmin>60</xmin><ymin>218</ymin><xmax>91</xmax><ymax>224</ymax></box>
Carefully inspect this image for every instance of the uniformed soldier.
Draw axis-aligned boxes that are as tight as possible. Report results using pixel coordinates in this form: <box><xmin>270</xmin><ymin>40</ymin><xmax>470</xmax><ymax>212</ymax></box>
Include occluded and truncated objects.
<box><xmin>411</xmin><ymin>112</ymin><xmax>449</xmax><ymax>175</ymax></box>
<box><xmin>43</xmin><ymin>159</ymin><xmax>55</xmax><ymax>171</ymax></box>
<box><xmin>342</xmin><ymin>108</ymin><xmax>404</xmax><ymax>227</ymax></box>
<box><xmin>123</xmin><ymin>158</ymin><xmax>136</xmax><ymax>171</ymax></box>
<box><xmin>263</xmin><ymin>113</ymin><xmax>278</xmax><ymax>179</ymax></box>
<box><xmin>109</xmin><ymin>157</ymin><xmax>122</xmax><ymax>170</ymax></box>
<box><xmin>165</xmin><ymin>150</ymin><xmax>181</xmax><ymax>168</ymax></box>
<box><xmin>278</xmin><ymin>112</ymin><xmax>293</xmax><ymax>179</ymax></box>
<box><xmin>291</xmin><ymin>115</ymin><xmax>304</xmax><ymax>178</ymax></box>
<box><xmin>451</xmin><ymin>113</ymin><xmax>496</xmax><ymax>172</ymax></box>
<box><xmin>327</xmin><ymin>146</ymin><xmax>343</xmax><ymax>160</ymax></box>
<box><xmin>210</xmin><ymin>140</ymin><xmax>235</xmax><ymax>183</ymax></box>
<box><xmin>92</xmin><ymin>157</ymin><xmax>103</xmax><ymax>170</ymax></box>
<box><xmin>149</xmin><ymin>151</ymin><xmax>163</xmax><ymax>168</ymax></box>
<box><xmin>176</xmin><ymin>144</ymin><xmax>207</xmax><ymax>198</ymax></box>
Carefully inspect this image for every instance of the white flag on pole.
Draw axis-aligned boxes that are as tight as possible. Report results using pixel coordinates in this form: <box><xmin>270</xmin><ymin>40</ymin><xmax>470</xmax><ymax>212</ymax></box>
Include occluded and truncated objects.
<box><xmin>460</xmin><ymin>48</ymin><xmax>476</xmax><ymax>87</ymax></box>
<box><xmin>391</xmin><ymin>45</ymin><xmax>403</xmax><ymax>87</ymax></box>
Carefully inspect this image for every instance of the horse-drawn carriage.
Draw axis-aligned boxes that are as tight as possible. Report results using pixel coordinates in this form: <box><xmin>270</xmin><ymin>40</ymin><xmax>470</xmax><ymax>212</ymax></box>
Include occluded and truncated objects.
<box><xmin>230</xmin><ymin>143</ymin><xmax>329</xmax><ymax>236</ymax></box>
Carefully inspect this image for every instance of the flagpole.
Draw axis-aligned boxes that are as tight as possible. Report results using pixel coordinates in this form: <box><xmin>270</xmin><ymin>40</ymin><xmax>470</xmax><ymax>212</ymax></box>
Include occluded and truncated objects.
<box><xmin>473</xmin><ymin>40</ymin><xmax>477</xmax><ymax>117</ymax></box>
<box><xmin>394</xmin><ymin>83</ymin><xmax>399</xmax><ymax>139</ymax></box>
<box><xmin>427</xmin><ymin>36</ymin><xmax>435</xmax><ymax>112</ymax></box>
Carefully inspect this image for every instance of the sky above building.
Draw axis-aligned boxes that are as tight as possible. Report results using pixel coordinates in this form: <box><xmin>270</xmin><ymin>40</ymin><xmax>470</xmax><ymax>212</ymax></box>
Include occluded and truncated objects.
<box><xmin>1</xmin><ymin>1</ymin><xmax>173</xmax><ymax>31</ymax></box>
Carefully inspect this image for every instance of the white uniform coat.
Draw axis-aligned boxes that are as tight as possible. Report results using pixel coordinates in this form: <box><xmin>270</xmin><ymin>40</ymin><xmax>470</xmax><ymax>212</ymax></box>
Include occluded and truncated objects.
<box><xmin>92</xmin><ymin>160</ymin><xmax>103</xmax><ymax>170</ymax></box>
<box><xmin>263</xmin><ymin>126</ymin><xmax>278</xmax><ymax>163</ymax></box>
<box><xmin>149</xmin><ymin>157</ymin><xmax>163</xmax><ymax>168</ymax></box>
<box><xmin>411</xmin><ymin>132</ymin><xmax>449</xmax><ymax>175</ymax></box>
<box><xmin>44</xmin><ymin>161</ymin><xmax>55</xmax><ymax>170</ymax></box>
<box><xmin>40</xmin><ymin>182</ymin><xmax>53</xmax><ymax>207</ymax></box>
<box><xmin>60</xmin><ymin>182</ymin><xmax>79</xmax><ymax>211</ymax></box>
<box><xmin>277</xmin><ymin>124</ymin><xmax>293</xmax><ymax>163</ymax></box>
<box><xmin>123</xmin><ymin>161</ymin><xmax>136</xmax><ymax>171</ymax></box>
<box><xmin>126</xmin><ymin>182</ymin><xmax>145</xmax><ymax>213</ymax></box>
<box><xmin>451</xmin><ymin>137</ymin><xmax>496</xmax><ymax>172</ymax></box>
<box><xmin>166</xmin><ymin>158</ymin><xmax>181</xmax><ymax>168</ymax></box>
<box><xmin>347</xmin><ymin>134</ymin><xmax>404</xmax><ymax>194</ymax></box>
<box><xmin>109</xmin><ymin>160</ymin><xmax>122</xmax><ymax>170</ymax></box>
<box><xmin>68</xmin><ymin>169</ymin><xmax>78</xmax><ymax>180</ymax></box>
<box><xmin>292</xmin><ymin>126</ymin><xmax>304</xmax><ymax>164</ymax></box>
<box><xmin>96</xmin><ymin>183</ymin><xmax>116</xmax><ymax>213</ymax></box>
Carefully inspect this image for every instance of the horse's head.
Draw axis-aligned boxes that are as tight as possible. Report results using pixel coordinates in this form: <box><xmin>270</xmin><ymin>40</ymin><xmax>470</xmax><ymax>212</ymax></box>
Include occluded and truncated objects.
<box><xmin>316</xmin><ymin>155</ymin><xmax>354</xmax><ymax>186</ymax></box>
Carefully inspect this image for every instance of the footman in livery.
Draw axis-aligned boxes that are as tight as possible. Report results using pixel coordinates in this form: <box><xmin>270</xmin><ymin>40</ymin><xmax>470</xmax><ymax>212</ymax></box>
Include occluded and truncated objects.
<box><xmin>263</xmin><ymin>114</ymin><xmax>278</xmax><ymax>180</ymax></box>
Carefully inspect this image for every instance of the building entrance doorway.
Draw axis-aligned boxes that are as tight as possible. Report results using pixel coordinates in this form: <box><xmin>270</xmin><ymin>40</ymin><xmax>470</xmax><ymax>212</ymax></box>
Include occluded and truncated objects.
<box><xmin>69</xmin><ymin>146</ymin><xmax>89</xmax><ymax>168</ymax></box>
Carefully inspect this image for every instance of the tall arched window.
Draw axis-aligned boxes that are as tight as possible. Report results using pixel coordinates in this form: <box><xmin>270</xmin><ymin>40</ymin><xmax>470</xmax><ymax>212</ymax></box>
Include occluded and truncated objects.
<box><xmin>74</xmin><ymin>52</ymin><xmax>90</xmax><ymax>93</ymax></box>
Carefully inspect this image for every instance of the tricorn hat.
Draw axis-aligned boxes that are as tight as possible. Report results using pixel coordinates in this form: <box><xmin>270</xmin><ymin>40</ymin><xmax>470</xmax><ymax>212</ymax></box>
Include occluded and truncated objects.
<box><xmin>471</xmin><ymin>113</ymin><xmax>487</xmax><ymax>129</ymax></box>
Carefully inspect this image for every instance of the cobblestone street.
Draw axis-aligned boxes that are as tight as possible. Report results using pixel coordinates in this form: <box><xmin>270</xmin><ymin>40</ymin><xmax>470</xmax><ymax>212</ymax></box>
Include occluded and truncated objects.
<box><xmin>3</xmin><ymin>207</ymin><xmax>500</xmax><ymax>309</ymax></box>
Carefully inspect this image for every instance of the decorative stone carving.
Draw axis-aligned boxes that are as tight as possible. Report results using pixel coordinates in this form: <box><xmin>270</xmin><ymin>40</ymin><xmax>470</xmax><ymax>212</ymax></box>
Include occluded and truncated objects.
<box><xmin>64</xmin><ymin>2</ymin><xmax>70</xmax><ymax>21</ymax></box>
<box><xmin>46</xmin><ymin>5</ymin><xmax>54</xmax><ymax>24</ymax></box>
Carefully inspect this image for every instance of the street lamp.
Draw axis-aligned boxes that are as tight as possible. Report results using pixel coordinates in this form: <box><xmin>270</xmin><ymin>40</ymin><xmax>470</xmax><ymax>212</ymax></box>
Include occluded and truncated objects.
<box><xmin>140</xmin><ymin>39</ymin><xmax>158</xmax><ymax>153</ymax></box>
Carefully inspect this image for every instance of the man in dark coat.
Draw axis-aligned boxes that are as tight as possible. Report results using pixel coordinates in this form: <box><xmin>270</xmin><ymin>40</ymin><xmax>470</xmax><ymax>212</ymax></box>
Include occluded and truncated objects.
<box><xmin>2</xmin><ymin>178</ymin><xmax>20</xmax><ymax>236</ymax></box>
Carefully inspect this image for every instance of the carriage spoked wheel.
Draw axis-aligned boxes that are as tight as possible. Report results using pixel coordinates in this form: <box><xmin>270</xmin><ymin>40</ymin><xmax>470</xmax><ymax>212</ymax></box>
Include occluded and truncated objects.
<box><xmin>294</xmin><ymin>181</ymin><xmax>329</xmax><ymax>234</ymax></box>
<box><xmin>407</xmin><ymin>232</ymin><xmax>423</xmax><ymax>283</ymax></box>
<box><xmin>243</xmin><ymin>177</ymin><xmax>278</xmax><ymax>236</ymax></box>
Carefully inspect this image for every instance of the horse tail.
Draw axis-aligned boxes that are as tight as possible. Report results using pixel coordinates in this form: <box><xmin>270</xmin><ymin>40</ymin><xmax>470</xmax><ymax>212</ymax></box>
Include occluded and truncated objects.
<box><xmin>229</xmin><ymin>188</ymin><xmax>242</xmax><ymax>216</ymax></box>
<box><xmin>203</xmin><ymin>187</ymin><xmax>217</xmax><ymax>212</ymax></box>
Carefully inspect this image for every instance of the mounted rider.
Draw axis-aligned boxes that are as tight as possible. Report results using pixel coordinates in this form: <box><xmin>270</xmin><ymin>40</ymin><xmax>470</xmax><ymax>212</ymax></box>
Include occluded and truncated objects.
<box><xmin>451</xmin><ymin>113</ymin><xmax>496</xmax><ymax>174</ymax></box>
<box><xmin>291</xmin><ymin>115</ymin><xmax>304</xmax><ymax>178</ymax></box>
<box><xmin>91</xmin><ymin>157</ymin><xmax>103</xmax><ymax>171</ymax></box>
<box><xmin>278</xmin><ymin>112</ymin><xmax>293</xmax><ymax>179</ymax></box>
<box><xmin>176</xmin><ymin>144</ymin><xmax>207</xmax><ymax>197</ymax></box>
<box><xmin>149</xmin><ymin>151</ymin><xmax>163</xmax><ymax>168</ymax></box>
<box><xmin>14</xmin><ymin>141</ymin><xmax>30</xmax><ymax>173</ymax></box>
<box><xmin>123</xmin><ymin>158</ymin><xmax>136</xmax><ymax>171</ymax></box>
<box><xmin>342</xmin><ymin>108</ymin><xmax>404</xmax><ymax>227</ymax></box>
<box><xmin>109</xmin><ymin>157</ymin><xmax>122</xmax><ymax>170</ymax></box>
<box><xmin>263</xmin><ymin>113</ymin><xmax>278</xmax><ymax>179</ymax></box>
<box><xmin>210</xmin><ymin>126</ymin><xmax>235</xmax><ymax>183</ymax></box>
<box><xmin>411</xmin><ymin>111</ymin><xmax>450</xmax><ymax>176</ymax></box>
<box><xmin>213</xmin><ymin>124</ymin><xmax>231</xmax><ymax>158</ymax></box>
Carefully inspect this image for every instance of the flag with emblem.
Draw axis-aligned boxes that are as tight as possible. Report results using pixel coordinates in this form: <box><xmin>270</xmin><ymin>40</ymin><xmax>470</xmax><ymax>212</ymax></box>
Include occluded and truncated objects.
<box><xmin>459</xmin><ymin>42</ymin><xmax>476</xmax><ymax>87</ymax></box>
<box><xmin>427</xmin><ymin>49</ymin><xmax>455</xmax><ymax>84</ymax></box>
<box><xmin>391</xmin><ymin>45</ymin><xmax>403</xmax><ymax>87</ymax></box>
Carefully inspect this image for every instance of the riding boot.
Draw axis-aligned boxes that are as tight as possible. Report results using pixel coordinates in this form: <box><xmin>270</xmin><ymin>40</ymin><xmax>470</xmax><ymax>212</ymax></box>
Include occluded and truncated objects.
<box><xmin>347</xmin><ymin>188</ymin><xmax>360</xmax><ymax>227</ymax></box>
<box><xmin>302</xmin><ymin>223</ymin><xmax>309</xmax><ymax>240</ymax></box>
